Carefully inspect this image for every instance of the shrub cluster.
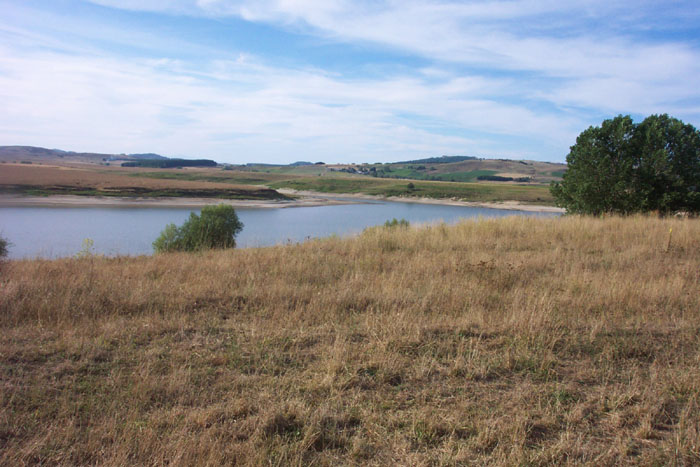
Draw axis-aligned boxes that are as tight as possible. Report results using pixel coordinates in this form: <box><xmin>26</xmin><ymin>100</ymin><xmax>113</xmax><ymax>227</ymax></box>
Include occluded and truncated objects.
<box><xmin>153</xmin><ymin>204</ymin><xmax>243</xmax><ymax>253</ymax></box>
<box><xmin>0</xmin><ymin>235</ymin><xmax>8</xmax><ymax>258</ymax></box>
<box><xmin>384</xmin><ymin>218</ymin><xmax>410</xmax><ymax>228</ymax></box>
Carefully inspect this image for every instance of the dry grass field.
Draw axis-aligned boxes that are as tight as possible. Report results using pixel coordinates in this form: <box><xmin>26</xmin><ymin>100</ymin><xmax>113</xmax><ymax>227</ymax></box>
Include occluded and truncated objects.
<box><xmin>1</xmin><ymin>215</ymin><xmax>699</xmax><ymax>465</ymax></box>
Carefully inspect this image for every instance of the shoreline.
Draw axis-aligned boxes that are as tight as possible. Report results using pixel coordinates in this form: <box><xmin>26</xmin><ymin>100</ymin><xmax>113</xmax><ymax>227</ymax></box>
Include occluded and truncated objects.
<box><xmin>0</xmin><ymin>191</ymin><xmax>564</xmax><ymax>213</ymax></box>
<box><xmin>0</xmin><ymin>194</ymin><xmax>359</xmax><ymax>209</ymax></box>
<box><xmin>275</xmin><ymin>189</ymin><xmax>565</xmax><ymax>213</ymax></box>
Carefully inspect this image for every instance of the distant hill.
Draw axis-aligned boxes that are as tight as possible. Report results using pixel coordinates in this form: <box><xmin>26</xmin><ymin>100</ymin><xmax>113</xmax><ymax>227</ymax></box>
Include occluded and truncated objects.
<box><xmin>127</xmin><ymin>153</ymin><xmax>168</xmax><ymax>160</ymax></box>
<box><xmin>106</xmin><ymin>153</ymin><xmax>169</xmax><ymax>162</ymax></box>
<box><xmin>245</xmin><ymin>163</ymin><xmax>281</xmax><ymax>167</ymax></box>
<box><xmin>0</xmin><ymin>146</ymin><xmax>211</xmax><ymax>166</ymax></box>
<box><xmin>0</xmin><ymin>146</ymin><xmax>566</xmax><ymax>182</ymax></box>
<box><xmin>0</xmin><ymin>146</ymin><xmax>108</xmax><ymax>163</ymax></box>
<box><xmin>397</xmin><ymin>155</ymin><xmax>480</xmax><ymax>164</ymax></box>
<box><xmin>245</xmin><ymin>161</ymin><xmax>322</xmax><ymax>168</ymax></box>
<box><xmin>344</xmin><ymin>157</ymin><xmax>566</xmax><ymax>184</ymax></box>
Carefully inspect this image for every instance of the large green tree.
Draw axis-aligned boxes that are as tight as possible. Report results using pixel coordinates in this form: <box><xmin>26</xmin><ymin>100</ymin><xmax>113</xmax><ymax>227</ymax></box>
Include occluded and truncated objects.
<box><xmin>551</xmin><ymin>114</ymin><xmax>700</xmax><ymax>215</ymax></box>
<box><xmin>153</xmin><ymin>204</ymin><xmax>244</xmax><ymax>253</ymax></box>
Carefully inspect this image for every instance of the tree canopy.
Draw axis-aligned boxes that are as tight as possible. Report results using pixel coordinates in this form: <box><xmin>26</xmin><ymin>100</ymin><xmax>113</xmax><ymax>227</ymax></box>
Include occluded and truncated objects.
<box><xmin>153</xmin><ymin>204</ymin><xmax>243</xmax><ymax>253</ymax></box>
<box><xmin>551</xmin><ymin>114</ymin><xmax>700</xmax><ymax>215</ymax></box>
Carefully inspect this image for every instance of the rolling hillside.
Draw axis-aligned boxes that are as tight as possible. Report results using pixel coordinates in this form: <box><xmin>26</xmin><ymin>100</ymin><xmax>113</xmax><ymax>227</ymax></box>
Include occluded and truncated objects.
<box><xmin>0</xmin><ymin>147</ymin><xmax>566</xmax><ymax>184</ymax></box>
<box><xmin>0</xmin><ymin>146</ymin><xmax>565</xmax><ymax>204</ymax></box>
<box><xmin>0</xmin><ymin>146</ymin><xmax>168</xmax><ymax>164</ymax></box>
<box><xmin>331</xmin><ymin>158</ymin><xmax>566</xmax><ymax>184</ymax></box>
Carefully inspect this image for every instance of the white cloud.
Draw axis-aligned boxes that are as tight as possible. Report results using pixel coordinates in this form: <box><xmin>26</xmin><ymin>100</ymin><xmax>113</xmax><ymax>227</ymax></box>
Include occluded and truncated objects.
<box><xmin>0</xmin><ymin>34</ymin><xmax>579</xmax><ymax>162</ymax></box>
<box><xmin>2</xmin><ymin>1</ymin><xmax>699</xmax><ymax>162</ymax></box>
<box><xmin>82</xmin><ymin>0</ymin><xmax>700</xmax><ymax>117</ymax></box>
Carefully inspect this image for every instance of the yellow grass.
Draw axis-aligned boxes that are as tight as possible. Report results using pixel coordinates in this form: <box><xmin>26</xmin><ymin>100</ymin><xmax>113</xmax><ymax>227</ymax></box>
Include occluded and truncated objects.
<box><xmin>1</xmin><ymin>215</ymin><xmax>699</xmax><ymax>465</ymax></box>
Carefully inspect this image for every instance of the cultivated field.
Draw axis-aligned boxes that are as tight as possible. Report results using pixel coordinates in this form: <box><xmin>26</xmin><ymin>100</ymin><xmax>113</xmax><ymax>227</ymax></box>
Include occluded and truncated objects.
<box><xmin>353</xmin><ymin>158</ymin><xmax>566</xmax><ymax>183</ymax></box>
<box><xmin>1</xmin><ymin>215</ymin><xmax>699</xmax><ymax>465</ymax></box>
<box><xmin>0</xmin><ymin>163</ymin><xmax>288</xmax><ymax>200</ymax></box>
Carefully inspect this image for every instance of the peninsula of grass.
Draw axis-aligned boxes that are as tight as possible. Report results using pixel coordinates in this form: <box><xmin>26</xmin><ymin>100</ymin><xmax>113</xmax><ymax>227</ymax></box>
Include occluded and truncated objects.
<box><xmin>2</xmin><ymin>215</ymin><xmax>699</xmax><ymax>465</ymax></box>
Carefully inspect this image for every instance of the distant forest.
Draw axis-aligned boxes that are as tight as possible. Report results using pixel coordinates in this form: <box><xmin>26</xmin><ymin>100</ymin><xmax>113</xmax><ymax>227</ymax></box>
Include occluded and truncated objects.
<box><xmin>121</xmin><ymin>159</ymin><xmax>217</xmax><ymax>168</ymax></box>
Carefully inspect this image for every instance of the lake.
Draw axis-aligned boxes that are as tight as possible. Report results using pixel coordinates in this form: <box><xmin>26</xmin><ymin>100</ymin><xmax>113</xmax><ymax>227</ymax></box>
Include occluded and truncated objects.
<box><xmin>0</xmin><ymin>200</ymin><xmax>559</xmax><ymax>259</ymax></box>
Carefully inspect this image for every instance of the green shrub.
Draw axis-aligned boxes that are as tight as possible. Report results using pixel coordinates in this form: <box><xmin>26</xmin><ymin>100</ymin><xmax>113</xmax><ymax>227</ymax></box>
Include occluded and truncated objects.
<box><xmin>75</xmin><ymin>238</ymin><xmax>97</xmax><ymax>259</ymax></box>
<box><xmin>153</xmin><ymin>204</ymin><xmax>243</xmax><ymax>253</ymax></box>
<box><xmin>0</xmin><ymin>235</ymin><xmax>8</xmax><ymax>258</ymax></box>
<box><xmin>384</xmin><ymin>218</ymin><xmax>410</xmax><ymax>228</ymax></box>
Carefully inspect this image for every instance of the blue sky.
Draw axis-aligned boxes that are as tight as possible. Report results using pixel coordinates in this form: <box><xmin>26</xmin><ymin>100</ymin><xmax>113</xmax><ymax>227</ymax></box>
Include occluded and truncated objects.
<box><xmin>1</xmin><ymin>0</ymin><xmax>699</xmax><ymax>164</ymax></box>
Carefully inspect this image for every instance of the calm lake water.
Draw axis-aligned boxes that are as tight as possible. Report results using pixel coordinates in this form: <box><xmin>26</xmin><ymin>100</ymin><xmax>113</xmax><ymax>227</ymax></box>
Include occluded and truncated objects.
<box><xmin>0</xmin><ymin>200</ymin><xmax>559</xmax><ymax>259</ymax></box>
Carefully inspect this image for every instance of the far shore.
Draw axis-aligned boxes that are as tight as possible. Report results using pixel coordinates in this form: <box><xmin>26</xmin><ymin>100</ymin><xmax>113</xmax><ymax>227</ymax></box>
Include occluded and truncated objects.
<box><xmin>0</xmin><ymin>192</ymin><xmax>564</xmax><ymax>213</ymax></box>
<box><xmin>0</xmin><ymin>193</ymin><xmax>355</xmax><ymax>209</ymax></box>
<box><xmin>275</xmin><ymin>189</ymin><xmax>565</xmax><ymax>213</ymax></box>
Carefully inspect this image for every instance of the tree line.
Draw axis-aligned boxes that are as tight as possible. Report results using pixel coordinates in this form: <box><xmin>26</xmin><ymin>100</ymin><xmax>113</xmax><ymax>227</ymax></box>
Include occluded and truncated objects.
<box><xmin>121</xmin><ymin>159</ymin><xmax>217</xmax><ymax>168</ymax></box>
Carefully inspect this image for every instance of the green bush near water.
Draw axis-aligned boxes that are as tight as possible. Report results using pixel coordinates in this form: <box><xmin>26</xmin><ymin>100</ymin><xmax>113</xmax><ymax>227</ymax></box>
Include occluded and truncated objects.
<box><xmin>384</xmin><ymin>218</ymin><xmax>410</xmax><ymax>228</ymax></box>
<box><xmin>0</xmin><ymin>235</ymin><xmax>8</xmax><ymax>258</ymax></box>
<box><xmin>153</xmin><ymin>204</ymin><xmax>243</xmax><ymax>253</ymax></box>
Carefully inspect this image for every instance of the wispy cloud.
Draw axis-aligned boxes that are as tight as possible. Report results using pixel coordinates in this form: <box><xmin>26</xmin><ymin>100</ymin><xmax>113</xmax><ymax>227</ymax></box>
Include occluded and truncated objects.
<box><xmin>0</xmin><ymin>39</ymin><xmax>575</xmax><ymax>161</ymax></box>
<box><xmin>1</xmin><ymin>0</ymin><xmax>698</xmax><ymax>162</ymax></box>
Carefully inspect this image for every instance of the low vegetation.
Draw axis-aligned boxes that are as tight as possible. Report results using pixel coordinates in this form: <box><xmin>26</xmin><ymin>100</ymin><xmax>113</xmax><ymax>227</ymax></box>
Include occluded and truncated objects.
<box><xmin>2</xmin><ymin>215</ymin><xmax>699</xmax><ymax>464</ymax></box>
<box><xmin>126</xmin><ymin>168</ymin><xmax>556</xmax><ymax>204</ymax></box>
<box><xmin>153</xmin><ymin>204</ymin><xmax>243</xmax><ymax>253</ymax></box>
<box><xmin>0</xmin><ymin>234</ymin><xmax>8</xmax><ymax>258</ymax></box>
<box><xmin>383</xmin><ymin>218</ymin><xmax>410</xmax><ymax>228</ymax></box>
<box><xmin>121</xmin><ymin>159</ymin><xmax>217</xmax><ymax>169</ymax></box>
<box><xmin>268</xmin><ymin>176</ymin><xmax>555</xmax><ymax>204</ymax></box>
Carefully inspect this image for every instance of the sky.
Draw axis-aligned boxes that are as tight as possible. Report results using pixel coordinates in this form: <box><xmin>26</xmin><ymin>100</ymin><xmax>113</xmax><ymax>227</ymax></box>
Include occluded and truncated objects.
<box><xmin>1</xmin><ymin>1</ymin><xmax>699</xmax><ymax>164</ymax></box>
